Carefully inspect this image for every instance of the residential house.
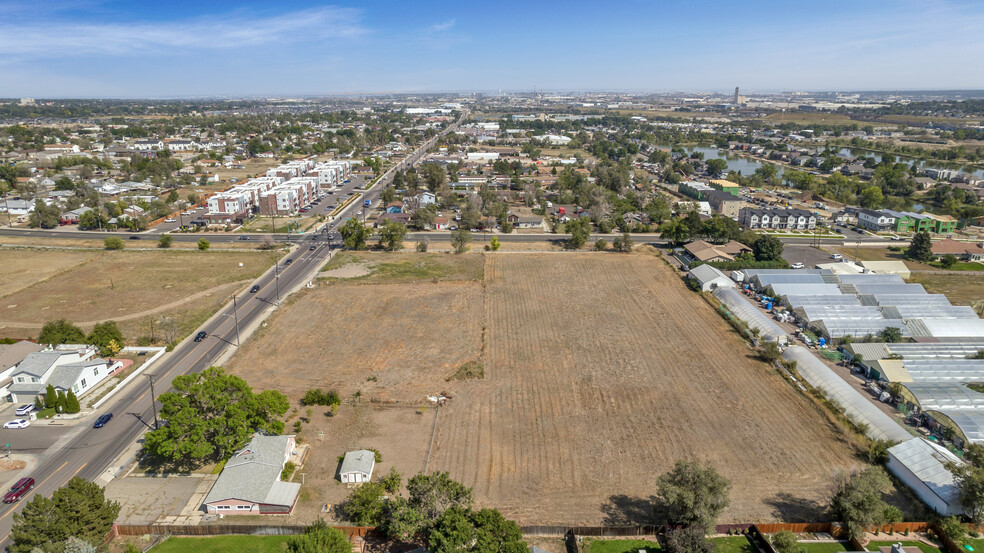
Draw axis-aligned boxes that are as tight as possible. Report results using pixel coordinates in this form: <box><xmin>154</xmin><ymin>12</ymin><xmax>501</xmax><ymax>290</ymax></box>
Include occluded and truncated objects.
<box><xmin>683</xmin><ymin>240</ymin><xmax>752</xmax><ymax>264</ymax></box>
<box><xmin>339</xmin><ymin>450</ymin><xmax>376</xmax><ymax>484</ymax></box>
<box><xmin>385</xmin><ymin>202</ymin><xmax>403</xmax><ymax>214</ymax></box>
<box><xmin>931</xmin><ymin>238</ymin><xmax>984</xmax><ymax>262</ymax></box>
<box><xmin>705</xmin><ymin>190</ymin><xmax>745</xmax><ymax>219</ymax></box>
<box><xmin>376</xmin><ymin>212</ymin><xmax>411</xmax><ymax>226</ymax></box>
<box><xmin>133</xmin><ymin>140</ymin><xmax>164</xmax><ymax>151</ymax></box>
<box><xmin>417</xmin><ymin>192</ymin><xmax>436</xmax><ymax>206</ymax></box>
<box><xmin>857</xmin><ymin>209</ymin><xmax>896</xmax><ymax>232</ymax></box>
<box><xmin>505</xmin><ymin>214</ymin><xmax>544</xmax><ymax>229</ymax></box>
<box><xmin>433</xmin><ymin>216</ymin><xmax>450</xmax><ymax>230</ymax></box>
<box><xmin>0</xmin><ymin>200</ymin><xmax>34</xmax><ymax>216</ymax></box>
<box><xmin>0</xmin><ymin>341</ymin><xmax>46</xmax><ymax>402</ymax></box>
<box><xmin>6</xmin><ymin>347</ymin><xmax>108</xmax><ymax>403</ymax></box>
<box><xmin>202</xmin><ymin>433</ymin><xmax>300</xmax><ymax>515</ymax></box>
<box><xmin>738</xmin><ymin>207</ymin><xmax>816</xmax><ymax>230</ymax></box>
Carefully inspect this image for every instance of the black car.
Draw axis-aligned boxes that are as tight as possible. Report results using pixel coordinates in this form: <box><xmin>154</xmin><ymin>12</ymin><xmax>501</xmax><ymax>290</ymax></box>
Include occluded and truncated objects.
<box><xmin>309</xmin><ymin>245</ymin><xmax>316</xmax><ymax>251</ymax></box>
<box><xmin>284</xmin><ymin>259</ymin><xmax>293</xmax><ymax>266</ymax></box>
<box><xmin>194</xmin><ymin>331</ymin><xmax>207</xmax><ymax>342</ymax></box>
<box><xmin>250</xmin><ymin>285</ymin><xmax>260</xmax><ymax>293</ymax></box>
<box><xmin>93</xmin><ymin>413</ymin><xmax>113</xmax><ymax>429</ymax></box>
<box><xmin>129</xmin><ymin>235</ymin><xmax>140</xmax><ymax>240</ymax></box>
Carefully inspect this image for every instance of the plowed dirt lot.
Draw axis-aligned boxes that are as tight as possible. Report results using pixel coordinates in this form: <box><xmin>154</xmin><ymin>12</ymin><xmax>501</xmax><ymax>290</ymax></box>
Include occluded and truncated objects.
<box><xmin>228</xmin><ymin>252</ymin><xmax>862</xmax><ymax>525</ymax></box>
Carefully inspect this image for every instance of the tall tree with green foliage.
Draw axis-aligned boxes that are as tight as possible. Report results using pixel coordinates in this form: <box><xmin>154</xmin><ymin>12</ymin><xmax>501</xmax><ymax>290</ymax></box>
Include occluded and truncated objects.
<box><xmin>753</xmin><ymin>234</ymin><xmax>784</xmax><ymax>262</ymax></box>
<box><xmin>940</xmin><ymin>253</ymin><xmax>958</xmax><ymax>269</ymax></box>
<box><xmin>38</xmin><ymin>319</ymin><xmax>86</xmax><ymax>345</ymax></box>
<box><xmin>450</xmin><ymin>229</ymin><xmax>471</xmax><ymax>254</ymax></box>
<box><xmin>948</xmin><ymin>448</ymin><xmax>984</xmax><ymax>524</ymax></box>
<box><xmin>286</xmin><ymin>519</ymin><xmax>351</xmax><ymax>553</ymax></box>
<box><xmin>143</xmin><ymin>367</ymin><xmax>289</xmax><ymax>467</ymax></box>
<box><xmin>64</xmin><ymin>390</ymin><xmax>81</xmax><ymax>414</ymax></box>
<box><xmin>10</xmin><ymin>478</ymin><xmax>120</xmax><ymax>553</ymax></box>
<box><xmin>907</xmin><ymin>231</ymin><xmax>933</xmax><ymax>263</ymax></box>
<box><xmin>830</xmin><ymin>467</ymin><xmax>893</xmax><ymax>541</ymax></box>
<box><xmin>565</xmin><ymin>217</ymin><xmax>591</xmax><ymax>250</ymax></box>
<box><xmin>341</xmin><ymin>482</ymin><xmax>387</xmax><ymax>525</ymax></box>
<box><xmin>653</xmin><ymin>460</ymin><xmax>731</xmax><ymax>529</ymax></box>
<box><xmin>28</xmin><ymin>199</ymin><xmax>61</xmax><ymax>228</ymax></box>
<box><xmin>87</xmin><ymin>321</ymin><xmax>124</xmax><ymax>356</ymax></box>
<box><xmin>664</xmin><ymin>526</ymin><xmax>714</xmax><ymax>553</ymax></box>
<box><xmin>879</xmin><ymin>326</ymin><xmax>903</xmax><ymax>343</ymax></box>
<box><xmin>340</xmin><ymin>218</ymin><xmax>371</xmax><ymax>250</ymax></box>
<box><xmin>378</xmin><ymin>220</ymin><xmax>407</xmax><ymax>251</ymax></box>
<box><xmin>44</xmin><ymin>384</ymin><xmax>57</xmax><ymax>409</ymax></box>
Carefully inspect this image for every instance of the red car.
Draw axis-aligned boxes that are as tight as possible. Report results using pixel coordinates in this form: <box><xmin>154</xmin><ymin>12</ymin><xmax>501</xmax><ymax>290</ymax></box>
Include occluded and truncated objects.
<box><xmin>3</xmin><ymin>477</ymin><xmax>34</xmax><ymax>504</ymax></box>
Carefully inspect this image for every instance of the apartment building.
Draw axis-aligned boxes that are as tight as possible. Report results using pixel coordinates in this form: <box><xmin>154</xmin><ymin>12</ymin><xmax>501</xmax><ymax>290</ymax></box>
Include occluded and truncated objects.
<box><xmin>739</xmin><ymin>207</ymin><xmax>817</xmax><ymax>230</ymax></box>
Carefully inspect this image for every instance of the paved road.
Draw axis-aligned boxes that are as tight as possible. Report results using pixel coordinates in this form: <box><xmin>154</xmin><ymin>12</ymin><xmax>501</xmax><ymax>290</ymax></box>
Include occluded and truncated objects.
<box><xmin>0</xmin><ymin>113</ymin><xmax>466</xmax><ymax>550</ymax></box>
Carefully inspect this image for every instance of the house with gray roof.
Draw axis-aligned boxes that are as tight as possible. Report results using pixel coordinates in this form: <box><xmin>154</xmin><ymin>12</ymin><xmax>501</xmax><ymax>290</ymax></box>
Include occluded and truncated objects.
<box><xmin>0</xmin><ymin>341</ymin><xmax>46</xmax><ymax>402</ymax></box>
<box><xmin>202</xmin><ymin>433</ymin><xmax>300</xmax><ymax>515</ymax></box>
<box><xmin>339</xmin><ymin>449</ymin><xmax>376</xmax><ymax>483</ymax></box>
<box><xmin>5</xmin><ymin>347</ymin><xmax>113</xmax><ymax>403</ymax></box>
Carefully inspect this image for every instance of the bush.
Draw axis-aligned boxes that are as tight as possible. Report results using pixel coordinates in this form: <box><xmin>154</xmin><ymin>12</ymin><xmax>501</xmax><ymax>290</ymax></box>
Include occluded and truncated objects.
<box><xmin>104</xmin><ymin>237</ymin><xmax>124</xmax><ymax>250</ymax></box>
<box><xmin>158</xmin><ymin>234</ymin><xmax>173</xmax><ymax>248</ymax></box>
<box><xmin>368</xmin><ymin>448</ymin><xmax>382</xmax><ymax>463</ymax></box>
<box><xmin>301</xmin><ymin>388</ymin><xmax>341</xmax><ymax>407</ymax></box>
<box><xmin>594</xmin><ymin>239</ymin><xmax>608</xmax><ymax>251</ymax></box>
<box><xmin>416</xmin><ymin>240</ymin><xmax>428</xmax><ymax>253</ymax></box>
<box><xmin>197</xmin><ymin>238</ymin><xmax>210</xmax><ymax>251</ymax></box>
<box><xmin>281</xmin><ymin>461</ymin><xmax>296</xmax><ymax>481</ymax></box>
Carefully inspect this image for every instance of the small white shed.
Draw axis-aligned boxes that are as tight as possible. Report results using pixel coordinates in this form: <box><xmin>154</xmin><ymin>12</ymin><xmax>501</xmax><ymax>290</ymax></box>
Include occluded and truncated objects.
<box><xmin>339</xmin><ymin>449</ymin><xmax>376</xmax><ymax>484</ymax></box>
<box><xmin>688</xmin><ymin>264</ymin><xmax>735</xmax><ymax>292</ymax></box>
<box><xmin>885</xmin><ymin>437</ymin><xmax>964</xmax><ymax>517</ymax></box>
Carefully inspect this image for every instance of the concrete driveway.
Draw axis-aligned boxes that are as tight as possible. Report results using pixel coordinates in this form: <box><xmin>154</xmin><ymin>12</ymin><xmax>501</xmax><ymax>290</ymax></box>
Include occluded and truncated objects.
<box><xmin>106</xmin><ymin>476</ymin><xmax>202</xmax><ymax>524</ymax></box>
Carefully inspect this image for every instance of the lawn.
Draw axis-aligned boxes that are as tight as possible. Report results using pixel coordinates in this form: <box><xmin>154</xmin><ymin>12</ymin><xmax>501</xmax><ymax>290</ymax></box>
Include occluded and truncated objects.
<box><xmin>933</xmin><ymin>261</ymin><xmax>984</xmax><ymax>271</ymax></box>
<box><xmin>865</xmin><ymin>540</ymin><xmax>940</xmax><ymax>553</ymax></box>
<box><xmin>149</xmin><ymin>535</ymin><xmax>290</xmax><ymax>553</ymax></box>
<box><xmin>586</xmin><ymin>538</ymin><xmax>660</xmax><ymax>553</ymax></box>
<box><xmin>710</xmin><ymin>536</ymin><xmax>756</xmax><ymax>553</ymax></box>
<box><xmin>962</xmin><ymin>538</ymin><xmax>984</xmax><ymax>551</ymax></box>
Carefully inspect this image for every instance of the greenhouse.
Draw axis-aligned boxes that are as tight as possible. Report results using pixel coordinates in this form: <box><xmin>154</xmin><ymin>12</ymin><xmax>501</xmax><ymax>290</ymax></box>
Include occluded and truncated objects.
<box><xmin>882</xmin><ymin>305</ymin><xmax>979</xmax><ymax>320</ymax></box>
<box><xmin>810</xmin><ymin>318</ymin><xmax>909</xmax><ymax>339</ymax></box>
<box><xmin>852</xmin><ymin>283</ymin><xmax>928</xmax><ymax>295</ymax></box>
<box><xmin>837</xmin><ymin>274</ymin><xmax>907</xmax><ymax>285</ymax></box>
<box><xmin>751</xmin><ymin>273</ymin><xmax>826</xmax><ymax>289</ymax></box>
<box><xmin>901</xmin><ymin>383</ymin><xmax>984</xmax><ymax>411</ymax></box>
<box><xmin>768</xmin><ymin>283</ymin><xmax>843</xmax><ymax>298</ymax></box>
<box><xmin>913</xmin><ymin>319</ymin><xmax>984</xmax><ymax>339</ymax></box>
<box><xmin>901</xmin><ymin>359</ymin><xmax>984</xmax><ymax>383</ymax></box>
<box><xmin>795</xmin><ymin>305</ymin><xmax>884</xmax><ymax>323</ymax></box>
<box><xmin>925</xmin><ymin>410</ymin><xmax>984</xmax><ymax>445</ymax></box>
<box><xmin>712</xmin><ymin>288</ymin><xmax>788</xmax><ymax>345</ymax></box>
<box><xmin>785</xmin><ymin>295</ymin><xmax>861</xmax><ymax>309</ymax></box>
<box><xmin>781</xmin><ymin>346</ymin><xmax>912</xmax><ymax>443</ymax></box>
<box><xmin>862</xmin><ymin>294</ymin><xmax>953</xmax><ymax>307</ymax></box>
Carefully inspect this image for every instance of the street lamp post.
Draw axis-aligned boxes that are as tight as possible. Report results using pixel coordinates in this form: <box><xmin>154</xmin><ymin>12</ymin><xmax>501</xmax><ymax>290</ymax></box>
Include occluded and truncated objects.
<box><xmin>145</xmin><ymin>374</ymin><xmax>160</xmax><ymax>430</ymax></box>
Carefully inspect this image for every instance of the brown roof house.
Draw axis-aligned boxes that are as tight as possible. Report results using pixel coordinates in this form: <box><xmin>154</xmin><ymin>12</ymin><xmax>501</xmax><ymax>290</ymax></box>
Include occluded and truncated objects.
<box><xmin>931</xmin><ymin>238</ymin><xmax>984</xmax><ymax>261</ymax></box>
<box><xmin>683</xmin><ymin>240</ymin><xmax>752</xmax><ymax>263</ymax></box>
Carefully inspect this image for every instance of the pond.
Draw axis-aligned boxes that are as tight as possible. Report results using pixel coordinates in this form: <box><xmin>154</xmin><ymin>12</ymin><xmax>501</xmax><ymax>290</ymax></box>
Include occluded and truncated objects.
<box><xmin>687</xmin><ymin>146</ymin><xmax>786</xmax><ymax>178</ymax></box>
<box><xmin>837</xmin><ymin>148</ymin><xmax>984</xmax><ymax>179</ymax></box>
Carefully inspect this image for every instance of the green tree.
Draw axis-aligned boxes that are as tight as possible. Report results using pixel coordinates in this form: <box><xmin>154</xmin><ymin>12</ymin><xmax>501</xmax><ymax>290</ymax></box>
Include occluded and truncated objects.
<box><xmin>879</xmin><ymin>326</ymin><xmax>903</xmax><ymax>343</ymax></box>
<box><xmin>387</xmin><ymin>472</ymin><xmax>473</xmax><ymax>540</ymax></box>
<box><xmin>158</xmin><ymin>234</ymin><xmax>173</xmax><ymax>248</ymax></box>
<box><xmin>142</xmin><ymin>367</ymin><xmax>289</xmax><ymax>467</ymax></box>
<box><xmin>451</xmin><ymin>229</ymin><xmax>471</xmax><ymax>254</ymax></box>
<box><xmin>166</xmin><ymin>189</ymin><xmax>179</xmax><ymax>204</ymax></box>
<box><xmin>341</xmin><ymin>482</ymin><xmax>387</xmax><ymax>526</ymax></box>
<box><xmin>378</xmin><ymin>220</ymin><xmax>407</xmax><ymax>251</ymax></box>
<box><xmin>55</xmin><ymin>390</ymin><xmax>67</xmax><ymax>413</ymax></box>
<box><xmin>10</xmin><ymin>478</ymin><xmax>120</xmax><ymax>553</ymax></box>
<box><xmin>340</xmin><ymin>218</ymin><xmax>371</xmax><ymax>250</ymax></box>
<box><xmin>104</xmin><ymin>236</ymin><xmax>124</xmax><ymax>250</ymax></box>
<box><xmin>381</xmin><ymin>468</ymin><xmax>402</xmax><ymax>494</ymax></box>
<box><xmin>64</xmin><ymin>390</ymin><xmax>81</xmax><ymax>414</ymax></box>
<box><xmin>654</xmin><ymin>460</ymin><xmax>731</xmax><ymax>528</ymax></box>
<box><xmin>759</xmin><ymin>341</ymin><xmax>782</xmax><ymax>363</ymax></box>
<box><xmin>87</xmin><ymin>321</ymin><xmax>124</xmax><ymax>356</ymax></box>
<box><xmin>28</xmin><ymin>199</ymin><xmax>61</xmax><ymax>228</ymax></box>
<box><xmin>949</xmin><ymin>460</ymin><xmax>984</xmax><ymax>524</ymax></box>
<box><xmin>471</xmin><ymin>508</ymin><xmax>527</xmax><ymax>553</ymax></box>
<box><xmin>381</xmin><ymin>186</ymin><xmax>397</xmax><ymax>204</ymax></box>
<box><xmin>197</xmin><ymin>237</ymin><xmax>210</xmax><ymax>251</ymax></box>
<box><xmin>595</xmin><ymin>239</ymin><xmax>608</xmax><ymax>251</ymax></box>
<box><xmin>565</xmin><ymin>218</ymin><xmax>591</xmax><ymax>250</ymax></box>
<box><xmin>286</xmin><ymin>519</ymin><xmax>351</xmax><ymax>553</ymax></box>
<box><xmin>430</xmin><ymin>508</ymin><xmax>475</xmax><ymax>553</ymax></box>
<box><xmin>907</xmin><ymin>231</ymin><xmax>933</xmax><ymax>263</ymax></box>
<box><xmin>664</xmin><ymin>526</ymin><xmax>714</xmax><ymax>553</ymax></box>
<box><xmin>38</xmin><ymin>319</ymin><xmax>86</xmax><ymax>345</ymax></box>
<box><xmin>771</xmin><ymin>530</ymin><xmax>803</xmax><ymax>553</ymax></box>
<box><xmin>753</xmin><ymin>234</ymin><xmax>784</xmax><ymax>261</ymax></box>
<box><xmin>860</xmin><ymin>186</ymin><xmax>884</xmax><ymax>209</ymax></box>
<box><xmin>44</xmin><ymin>384</ymin><xmax>57</xmax><ymax>409</ymax></box>
<box><xmin>705</xmin><ymin>158</ymin><xmax>728</xmax><ymax>177</ymax></box>
<box><xmin>487</xmin><ymin>236</ymin><xmax>500</xmax><ymax>252</ymax></box>
<box><xmin>830</xmin><ymin>467</ymin><xmax>893</xmax><ymax>541</ymax></box>
<box><xmin>940</xmin><ymin>254</ymin><xmax>958</xmax><ymax>269</ymax></box>
<box><xmin>612</xmin><ymin>232</ymin><xmax>633</xmax><ymax>253</ymax></box>
<box><xmin>420</xmin><ymin>163</ymin><xmax>447</xmax><ymax>192</ymax></box>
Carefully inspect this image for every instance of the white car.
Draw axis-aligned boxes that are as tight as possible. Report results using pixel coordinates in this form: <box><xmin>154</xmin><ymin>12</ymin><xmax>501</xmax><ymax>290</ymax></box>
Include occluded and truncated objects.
<box><xmin>164</xmin><ymin>218</ymin><xmax>176</xmax><ymax>223</ymax></box>
<box><xmin>14</xmin><ymin>405</ymin><xmax>33</xmax><ymax>416</ymax></box>
<box><xmin>3</xmin><ymin>419</ymin><xmax>30</xmax><ymax>429</ymax></box>
<box><xmin>790</xmin><ymin>262</ymin><xmax>805</xmax><ymax>269</ymax></box>
<box><xmin>830</xmin><ymin>254</ymin><xmax>843</xmax><ymax>260</ymax></box>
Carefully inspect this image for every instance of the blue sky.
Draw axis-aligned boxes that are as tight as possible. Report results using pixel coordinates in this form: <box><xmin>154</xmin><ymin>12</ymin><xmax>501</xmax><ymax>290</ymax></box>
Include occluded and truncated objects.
<box><xmin>1</xmin><ymin>0</ymin><xmax>983</xmax><ymax>98</ymax></box>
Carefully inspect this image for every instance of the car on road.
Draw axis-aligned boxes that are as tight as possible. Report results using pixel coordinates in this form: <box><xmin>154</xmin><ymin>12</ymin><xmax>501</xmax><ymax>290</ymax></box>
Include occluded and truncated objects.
<box><xmin>250</xmin><ymin>285</ymin><xmax>260</xmax><ymax>293</ymax></box>
<box><xmin>164</xmin><ymin>218</ymin><xmax>176</xmax><ymax>223</ymax></box>
<box><xmin>3</xmin><ymin>478</ymin><xmax>34</xmax><ymax>504</ymax></box>
<box><xmin>194</xmin><ymin>331</ymin><xmax>207</xmax><ymax>342</ymax></box>
<box><xmin>93</xmin><ymin>413</ymin><xmax>113</xmax><ymax>428</ymax></box>
<box><xmin>14</xmin><ymin>405</ymin><xmax>34</xmax><ymax>416</ymax></box>
<box><xmin>129</xmin><ymin>235</ymin><xmax>140</xmax><ymax>240</ymax></box>
<box><xmin>3</xmin><ymin>419</ymin><xmax>30</xmax><ymax>429</ymax></box>
<box><xmin>238</xmin><ymin>235</ymin><xmax>251</xmax><ymax>241</ymax></box>
<box><xmin>790</xmin><ymin>262</ymin><xmax>805</xmax><ymax>269</ymax></box>
<box><xmin>309</xmin><ymin>245</ymin><xmax>316</xmax><ymax>251</ymax></box>
<box><xmin>830</xmin><ymin>254</ymin><xmax>843</xmax><ymax>260</ymax></box>
<box><xmin>284</xmin><ymin>258</ymin><xmax>293</xmax><ymax>266</ymax></box>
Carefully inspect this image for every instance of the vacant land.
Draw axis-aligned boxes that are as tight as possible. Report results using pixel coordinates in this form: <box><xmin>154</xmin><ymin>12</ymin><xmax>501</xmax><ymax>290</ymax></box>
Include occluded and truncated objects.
<box><xmin>910</xmin><ymin>272</ymin><xmax>984</xmax><ymax>306</ymax></box>
<box><xmin>0</xmin><ymin>248</ymin><xmax>278</xmax><ymax>340</ymax></box>
<box><xmin>229</xmin><ymin>252</ymin><xmax>861</xmax><ymax>525</ymax></box>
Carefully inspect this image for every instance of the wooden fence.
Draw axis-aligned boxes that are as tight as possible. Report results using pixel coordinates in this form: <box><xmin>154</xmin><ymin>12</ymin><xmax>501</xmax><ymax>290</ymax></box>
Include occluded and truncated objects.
<box><xmin>114</xmin><ymin>524</ymin><xmax>374</xmax><ymax>538</ymax></box>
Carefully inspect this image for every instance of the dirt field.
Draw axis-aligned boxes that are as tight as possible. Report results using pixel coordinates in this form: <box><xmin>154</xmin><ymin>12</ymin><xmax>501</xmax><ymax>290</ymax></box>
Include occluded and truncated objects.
<box><xmin>226</xmin><ymin>251</ymin><xmax>863</xmax><ymax>525</ymax></box>
<box><xmin>0</xmin><ymin>248</ymin><xmax>278</xmax><ymax>341</ymax></box>
<box><xmin>910</xmin><ymin>272</ymin><xmax>984</xmax><ymax>307</ymax></box>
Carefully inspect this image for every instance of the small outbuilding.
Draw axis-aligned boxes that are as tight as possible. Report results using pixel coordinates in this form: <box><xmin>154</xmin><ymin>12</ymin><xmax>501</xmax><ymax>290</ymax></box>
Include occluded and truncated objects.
<box><xmin>339</xmin><ymin>449</ymin><xmax>376</xmax><ymax>483</ymax></box>
<box><xmin>688</xmin><ymin>264</ymin><xmax>735</xmax><ymax>292</ymax></box>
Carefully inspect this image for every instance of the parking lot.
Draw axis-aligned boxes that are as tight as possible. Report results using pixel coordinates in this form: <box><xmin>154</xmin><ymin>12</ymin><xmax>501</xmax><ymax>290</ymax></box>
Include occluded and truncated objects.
<box><xmin>783</xmin><ymin>244</ymin><xmax>843</xmax><ymax>269</ymax></box>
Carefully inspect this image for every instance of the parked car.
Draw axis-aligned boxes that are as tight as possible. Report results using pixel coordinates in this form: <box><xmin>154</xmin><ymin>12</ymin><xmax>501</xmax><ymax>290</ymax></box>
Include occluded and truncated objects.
<box><xmin>14</xmin><ymin>405</ymin><xmax>33</xmax><ymax>417</ymax></box>
<box><xmin>3</xmin><ymin>419</ymin><xmax>29</xmax><ymax>430</ymax></box>
<box><xmin>194</xmin><ymin>331</ymin><xmax>207</xmax><ymax>342</ymax></box>
<box><xmin>3</xmin><ymin>478</ymin><xmax>34</xmax><ymax>504</ymax></box>
<box><xmin>790</xmin><ymin>262</ymin><xmax>805</xmax><ymax>269</ymax></box>
<box><xmin>250</xmin><ymin>285</ymin><xmax>260</xmax><ymax>293</ymax></box>
<box><xmin>164</xmin><ymin>218</ymin><xmax>176</xmax><ymax>223</ymax></box>
<box><xmin>830</xmin><ymin>254</ymin><xmax>843</xmax><ymax>260</ymax></box>
<box><xmin>93</xmin><ymin>413</ymin><xmax>113</xmax><ymax>429</ymax></box>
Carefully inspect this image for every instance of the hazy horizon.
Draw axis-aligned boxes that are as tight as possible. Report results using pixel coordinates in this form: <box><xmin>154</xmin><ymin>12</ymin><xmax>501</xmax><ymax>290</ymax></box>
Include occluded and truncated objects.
<box><xmin>3</xmin><ymin>0</ymin><xmax>984</xmax><ymax>98</ymax></box>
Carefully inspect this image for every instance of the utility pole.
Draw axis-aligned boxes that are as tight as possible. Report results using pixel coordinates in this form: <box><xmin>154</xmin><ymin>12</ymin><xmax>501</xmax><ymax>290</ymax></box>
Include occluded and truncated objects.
<box><xmin>145</xmin><ymin>374</ymin><xmax>159</xmax><ymax>430</ymax></box>
<box><xmin>232</xmin><ymin>294</ymin><xmax>241</xmax><ymax>346</ymax></box>
<box><xmin>275</xmin><ymin>267</ymin><xmax>281</xmax><ymax>306</ymax></box>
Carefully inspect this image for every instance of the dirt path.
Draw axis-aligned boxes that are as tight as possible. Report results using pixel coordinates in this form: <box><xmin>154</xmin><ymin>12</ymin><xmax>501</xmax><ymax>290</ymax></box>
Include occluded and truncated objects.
<box><xmin>0</xmin><ymin>280</ymin><xmax>252</xmax><ymax>328</ymax></box>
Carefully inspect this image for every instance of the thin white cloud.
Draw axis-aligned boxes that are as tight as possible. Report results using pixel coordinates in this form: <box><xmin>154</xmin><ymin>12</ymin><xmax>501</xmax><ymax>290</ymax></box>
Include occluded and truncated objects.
<box><xmin>0</xmin><ymin>6</ymin><xmax>368</xmax><ymax>58</ymax></box>
<box><xmin>428</xmin><ymin>19</ymin><xmax>455</xmax><ymax>32</ymax></box>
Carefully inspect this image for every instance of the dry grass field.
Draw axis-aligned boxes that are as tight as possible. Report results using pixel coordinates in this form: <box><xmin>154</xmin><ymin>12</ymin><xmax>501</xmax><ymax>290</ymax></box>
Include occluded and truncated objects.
<box><xmin>0</xmin><ymin>248</ymin><xmax>278</xmax><ymax>340</ymax></box>
<box><xmin>227</xmin><ymin>251</ymin><xmax>864</xmax><ymax>525</ymax></box>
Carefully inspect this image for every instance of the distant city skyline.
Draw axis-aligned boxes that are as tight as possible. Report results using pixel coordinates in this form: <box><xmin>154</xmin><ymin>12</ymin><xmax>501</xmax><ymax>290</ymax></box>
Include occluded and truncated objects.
<box><xmin>2</xmin><ymin>0</ymin><xmax>984</xmax><ymax>98</ymax></box>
